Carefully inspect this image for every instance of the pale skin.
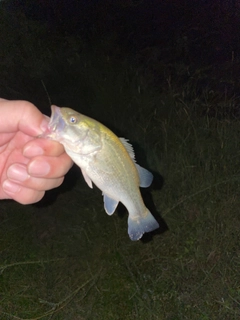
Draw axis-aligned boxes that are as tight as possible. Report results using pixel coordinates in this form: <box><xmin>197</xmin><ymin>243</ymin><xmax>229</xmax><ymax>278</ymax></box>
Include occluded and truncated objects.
<box><xmin>0</xmin><ymin>98</ymin><xmax>73</xmax><ymax>204</ymax></box>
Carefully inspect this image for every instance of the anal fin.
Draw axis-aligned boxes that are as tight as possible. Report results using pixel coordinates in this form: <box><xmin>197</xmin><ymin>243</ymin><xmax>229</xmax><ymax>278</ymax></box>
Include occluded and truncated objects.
<box><xmin>103</xmin><ymin>194</ymin><xmax>119</xmax><ymax>215</ymax></box>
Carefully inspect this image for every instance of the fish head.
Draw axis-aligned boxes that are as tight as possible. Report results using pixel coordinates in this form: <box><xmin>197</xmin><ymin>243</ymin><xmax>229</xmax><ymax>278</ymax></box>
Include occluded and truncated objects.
<box><xmin>41</xmin><ymin>105</ymin><xmax>102</xmax><ymax>154</ymax></box>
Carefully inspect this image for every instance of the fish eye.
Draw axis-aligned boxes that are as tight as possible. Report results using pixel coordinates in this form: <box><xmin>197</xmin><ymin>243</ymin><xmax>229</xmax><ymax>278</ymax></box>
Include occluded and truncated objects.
<box><xmin>69</xmin><ymin>116</ymin><xmax>77</xmax><ymax>124</ymax></box>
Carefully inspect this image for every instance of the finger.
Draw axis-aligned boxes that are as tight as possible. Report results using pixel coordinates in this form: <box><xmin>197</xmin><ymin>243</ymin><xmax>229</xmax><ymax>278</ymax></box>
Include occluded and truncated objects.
<box><xmin>2</xmin><ymin>180</ymin><xmax>45</xmax><ymax>204</ymax></box>
<box><xmin>5</xmin><ymin>160</ymin><xmax>69</xmax><ymax>185</ymax></box>
<box><xmin>23</xmin><ymin>139</ymin><xmax>66</xmax><ymax>158</ymax></box>
<box><xmin>27</xmin><ymin>154</ymin><xmax>73</xmax><ymax>178</ymax></box>
<box><xmin>4</xmin><ymin>161</ymin><xmax>64</xmax><ymax>192</ymax></box>
<box><xmin>0</xmin><ymin>99</ymin><xmax>49</xmax><ymax>136</ymax></box>
<box><xmin>3</xmin><ymin>175</ymin><xmax>64</xmax><ymax>192</ymax></box>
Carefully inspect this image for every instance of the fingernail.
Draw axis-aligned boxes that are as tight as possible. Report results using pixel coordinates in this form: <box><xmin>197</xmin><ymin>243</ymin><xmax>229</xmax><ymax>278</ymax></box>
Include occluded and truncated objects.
<box><xmin>3</xmin><ymin>180</ymin><xmax>21</xmax><ymax>193</ymax></box>
<box><xmin>28</xmin><ymin>160</ymin><xmax>50</xmax><ymax>176</ymax></box>
<box><xmin>23</xmin><ymin>145</ymin><xmax>44</xmax><ymax>157</ymax></box>
<box><xmin>40</xmin><ymin>116</ymin><xmax>50</xmax><ymax>132</ymax></box>
<box><xmin>7</xmin><ymin>164</ymin><xmax>29</xmax><ymax>182</ymax></box>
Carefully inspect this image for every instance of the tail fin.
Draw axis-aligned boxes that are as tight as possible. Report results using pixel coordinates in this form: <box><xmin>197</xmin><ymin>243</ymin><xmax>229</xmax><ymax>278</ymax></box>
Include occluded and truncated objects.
<box><xmin>128</xmin><ymin>210</ymin><xmax>159</xmax><ymax>241</ymax></box>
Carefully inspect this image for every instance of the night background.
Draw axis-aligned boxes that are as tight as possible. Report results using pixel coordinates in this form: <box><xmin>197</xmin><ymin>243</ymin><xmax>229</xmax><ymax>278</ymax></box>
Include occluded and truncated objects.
<box><xmin>1</xmin><ymin>0</ymin><xmax>240</xmax><ymax>319</ymax></box>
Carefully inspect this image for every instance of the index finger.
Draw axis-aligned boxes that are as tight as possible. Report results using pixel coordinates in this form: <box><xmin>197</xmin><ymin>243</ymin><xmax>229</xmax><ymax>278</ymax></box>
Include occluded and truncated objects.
<box><xmin>23</xmin><ymin>138</ymin><xmax>66</xmax><ymax>157</ymax></box>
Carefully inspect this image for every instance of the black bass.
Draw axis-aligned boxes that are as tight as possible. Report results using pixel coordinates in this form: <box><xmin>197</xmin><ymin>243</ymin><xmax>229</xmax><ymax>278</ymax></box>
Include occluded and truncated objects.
<box><xmin>42</xmin><ymin>106</ymin><xmax>159</xmax><ymax>240</ymax></box>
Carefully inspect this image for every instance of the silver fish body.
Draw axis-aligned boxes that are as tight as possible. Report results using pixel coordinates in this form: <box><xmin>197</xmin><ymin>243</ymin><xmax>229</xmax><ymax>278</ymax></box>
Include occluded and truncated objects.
<box><xmin>43</xmin><ymin>106</ymin><xmax>159</xmax><ymax>240</ymax></box>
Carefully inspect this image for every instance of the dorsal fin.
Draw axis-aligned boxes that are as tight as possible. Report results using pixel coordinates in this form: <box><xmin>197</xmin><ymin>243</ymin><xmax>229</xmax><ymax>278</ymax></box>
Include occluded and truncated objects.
<box><xmin>119</xmin><ymin>137</ymin><xmax>135</xmax><ymax>162</ymax></box>
<box><xmin>119</xmin><ymin>137</ymin><xmax>153</xmax><ymax>188</ymax></box>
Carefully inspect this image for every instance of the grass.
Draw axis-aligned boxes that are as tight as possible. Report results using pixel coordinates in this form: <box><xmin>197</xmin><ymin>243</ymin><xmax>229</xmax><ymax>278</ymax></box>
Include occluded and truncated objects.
<box><xmin>1</xmin><ymin>5</ymin><xmax>240</xmax><ymax>319</ymax></box>
<box><xmin>1</xmin><ymin>101</ymin><xmax>240</xmax><ymax>319</ymax></box>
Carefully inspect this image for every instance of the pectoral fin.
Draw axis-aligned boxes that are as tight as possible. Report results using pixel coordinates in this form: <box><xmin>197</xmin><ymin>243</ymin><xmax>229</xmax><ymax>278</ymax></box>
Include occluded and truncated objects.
<box><xmin>103</xmin><ymin>194</ymin><xmax>119</xmax><ymax>215</ymax></box>
<box><xmin>81</xmin><ymin>168</ymin><xmax>93</xmax><ymax>188</ymax></box>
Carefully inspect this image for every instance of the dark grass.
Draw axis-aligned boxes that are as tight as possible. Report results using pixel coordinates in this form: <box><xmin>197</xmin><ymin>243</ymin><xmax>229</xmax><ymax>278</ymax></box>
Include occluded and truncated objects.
<box><xmin>1</xmin><ymin>105</ymin><xmax>240</xmax><ymax>319</ymax></box>
<box><xmin>1</xmin><ymin>3</ymin><xmax>240</xmax><ymax>319</ymax></box>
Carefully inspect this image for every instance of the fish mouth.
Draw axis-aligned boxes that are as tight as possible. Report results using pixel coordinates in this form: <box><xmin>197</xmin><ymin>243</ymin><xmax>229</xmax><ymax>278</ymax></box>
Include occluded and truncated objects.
<box><xmin>40</xmin><ymin>105</ymin><xmax>66</xmax><ymax>139</ymax></box>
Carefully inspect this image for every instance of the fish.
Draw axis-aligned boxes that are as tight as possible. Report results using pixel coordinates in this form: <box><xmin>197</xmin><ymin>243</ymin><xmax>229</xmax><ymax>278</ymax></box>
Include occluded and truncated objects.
<box><xmin>42</xmin><ymin>105</ymin><xmax>159</xmax><ymax>240</ymax></box>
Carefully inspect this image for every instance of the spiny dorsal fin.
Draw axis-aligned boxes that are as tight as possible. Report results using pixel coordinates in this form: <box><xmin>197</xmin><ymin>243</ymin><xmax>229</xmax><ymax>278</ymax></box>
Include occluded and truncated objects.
<box><xmin>119</xmin><ymin>137</ymin><xmax>135</xmax><ymax>162</ymax></box>
<box><xmin>119</xmin><ymin>137</ymin><xmax>153</xmax><ymax>188</ymax></box>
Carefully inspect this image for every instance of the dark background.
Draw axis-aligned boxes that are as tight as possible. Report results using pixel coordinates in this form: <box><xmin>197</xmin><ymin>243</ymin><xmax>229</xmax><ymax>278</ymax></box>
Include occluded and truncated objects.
<box><xmin>1</xmin><ymin>0</ymin><xmax>240</xmax><ymax>116</ymax></box>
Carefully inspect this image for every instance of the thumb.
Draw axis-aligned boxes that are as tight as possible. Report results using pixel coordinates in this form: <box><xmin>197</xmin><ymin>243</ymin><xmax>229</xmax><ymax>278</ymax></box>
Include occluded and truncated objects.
<box><xmin>0</xmin><ymin>99</ymin><xmax>49</xmax><ymax>136</ymax></box>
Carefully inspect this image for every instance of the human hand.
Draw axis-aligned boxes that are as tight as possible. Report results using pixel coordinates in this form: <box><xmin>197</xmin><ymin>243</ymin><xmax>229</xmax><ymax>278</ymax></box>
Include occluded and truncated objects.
<box><xmin>0</xmin><ymin>99</ymin><xmax>73</xmax><ymax>204</ymax></box>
